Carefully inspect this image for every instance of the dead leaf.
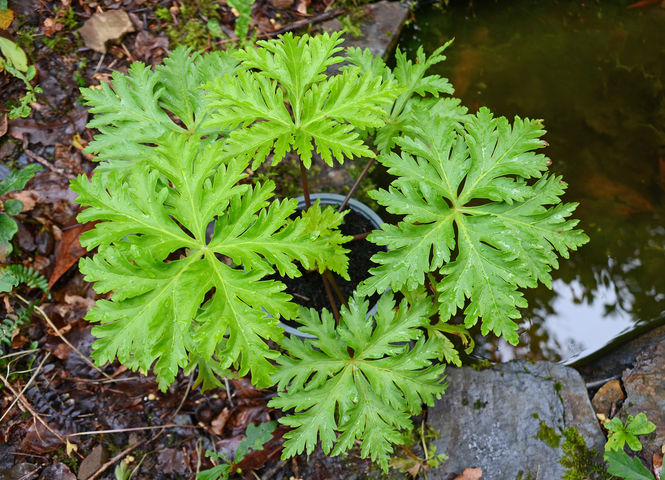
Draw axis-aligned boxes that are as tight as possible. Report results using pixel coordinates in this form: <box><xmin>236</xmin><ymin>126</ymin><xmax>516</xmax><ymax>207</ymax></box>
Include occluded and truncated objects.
<box><xmin>211</xmin><ymin>407</ymin><xmax>232</xmax><ymax>435</ymax></box>
<box><xmin>40</xmin><ymin>461</ymin><xmax>76</xmax><ymax>480</ymax></box>
<box><xmin>43</xmin><ymin>17</ymin><xmax>63</xmax><ymax>36</ymax></box>
<box><xmin>453</xmin><ymin>468</ymin><xmax>483</xmax><ymax>480</ymax></box>
<box><xmin>6</xmin><ymin>191</ymin><xmax>38</xmax><ymax>212</ymax></box>
<box><xmin>48</xmin><ymin>222</ymin><xmax>95</xmax><ymax>288</ymax></box>
<box><xmin>19</xmin><ymin>421</ymin><xmax>64</xmax><ymax>454</ymax></box>
<box><xmin>234</xmin><ymin>425</ymin><xmax>290</xmax><ymax>472</ymax></box>
<box><xmin>0</xmin><ymin>8</ymin><xmax>14</xmax><ymax>30</ymax></box>
<box><xmin>231</xmin><ymin>377</ymin><xmax>265</xmax><ymax>398</ymax></box>
<box><xmin>133</xmin><ymin>30</ymin><xmax>169</xmax><ymax>61</ymax></box>
<box><xmin>8</xmin><ymin>110</ymin><xmax>88</xmax><ymax>146</ymax></box>
<box><xmin>654</xmin><ymin>451</ymin><xmax>662</xmax><ymax>480</ymax></box>
<box><xmin>79</xmin><ymin>9</ymin><xmax>135</xmax><ymax>53</ymax></box>
<box><xmin>227</xmin><ymin>405</ymin><xmax>270</xmax><ymax>436</ymax></box>
<box><xmin>0</xmin><ymin>113</ymin><xmax>7</xmax><ymax>137</ymax></box>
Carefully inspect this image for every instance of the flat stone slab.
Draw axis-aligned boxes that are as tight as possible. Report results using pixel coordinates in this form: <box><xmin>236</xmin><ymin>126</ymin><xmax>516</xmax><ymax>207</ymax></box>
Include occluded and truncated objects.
<box><xmin>322</xmin><ymin>0</ymin><xmax>409</xmax><ymax>60</ymax></box>
<box><xmin>620</xmin><ymin>343</ymin><xmax>665</xmax><ymax>466</ymax></box>
<box><xmin>428</xmin><ymin>361</ymin><xmax>605</xmax><ymax>480</ymax></box>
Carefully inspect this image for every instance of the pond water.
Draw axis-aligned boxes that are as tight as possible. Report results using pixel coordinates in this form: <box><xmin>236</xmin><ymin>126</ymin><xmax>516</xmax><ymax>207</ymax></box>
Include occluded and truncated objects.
<box><xmin>397</xmin><ymin>0</ymin><xmax>665</xmax><ymax>363</ymax></box>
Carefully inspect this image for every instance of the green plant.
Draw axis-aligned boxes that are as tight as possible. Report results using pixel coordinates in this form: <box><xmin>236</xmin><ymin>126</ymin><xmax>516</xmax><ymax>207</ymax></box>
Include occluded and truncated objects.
<box><xmin>0</xmin><ymin>164</ymin><xmax>42</xmax><ymax>258</ymax></box>
<box><xmin>0</xmin><ymin>38</ymin><xmax>43</xmax><ymax>118</ymax></box>
<box><xmin>604</xmin><ymin>413</ymin><xmax>656</xmax><ymax>480</ymax></box>
<box><xmin>197</xmin><ymin>421</ymin><xmax>276</xmax><ymax>480</ymax></box>
<box><xmin>0</xmin><ymin>264</ymin><xmax>49</xmax><ymax>294</ymax></box>
<box><xmin>73</xmin><ymin>32</ymin><xmax>587</xmax><ymax>469</ymax></box>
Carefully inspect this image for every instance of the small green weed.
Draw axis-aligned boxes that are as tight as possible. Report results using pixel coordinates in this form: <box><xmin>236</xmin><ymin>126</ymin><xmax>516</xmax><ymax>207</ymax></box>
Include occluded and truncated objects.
<box><xmin>0</xmin><ymin>38</ymin><xmax>43</xmax><ymax>118</ymax></box>
<box><xmin>197</xmin><ymin>421</ymin><xmax>276</xmax><ymax>479</ymax></box>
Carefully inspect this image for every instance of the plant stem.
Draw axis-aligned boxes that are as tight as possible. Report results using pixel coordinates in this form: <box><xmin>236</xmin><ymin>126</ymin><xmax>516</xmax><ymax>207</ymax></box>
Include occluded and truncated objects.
<box><xmin>338</xmin><ymin>157</ymin><xmax>376</xmax><ymax>212</ymax></box>
<box><xmin>325</xmin><ymin>271</ymin><xmax>348</xmax><ymax>308</ymax></box>
<box><xmin>321</xmin><ymin>273</ymin><xmax>340</xmax><ymax>321</ymax></box>
<box><xmin>299</xmin><ymin>161</ymin><xmax>311</xmax><ymax>209</ymax></box>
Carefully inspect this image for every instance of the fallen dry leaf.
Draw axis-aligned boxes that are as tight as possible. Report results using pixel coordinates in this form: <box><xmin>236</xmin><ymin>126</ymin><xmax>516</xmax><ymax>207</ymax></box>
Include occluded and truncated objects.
<box><xmin>453</xmin><ymin>467</ymin><xmax>483</xmax><ymax>480</ymax></box>
<box><xmin>48</xmin><ymin>222</ymin><xmax>95</xmax><ymax>288</ymax></box>
<box><xmin>211</xmin><ymin>407</ymin><xmax>232</xmax><ymax>435</ymax></box>
<box><xmin>79</xmin><ymin>9</ymin><xmax>135</xmax><ymax>53</ymax></box>
<box><xmin>133</xmin><ymin>30</ymin><xmax>169</xmax><ymax>61</ymax></box>
<box><xmin>19</xmin><ymin>421</ymin><xmax>64</xmax><ymax>454</ymax></box>
<box><xmin>0</xmin><ymin>113</ymin><xmax>7</xmax><ymax>137</ymax></box>
<box><xmin>0</xmin><ymin>8</ymin><xmax>14</xmax><ymax>30</ymax></box>
<box><xmin>654</xmin><ymin>451</ymin><xmax>662</xmax><ymax>480</ymax></box>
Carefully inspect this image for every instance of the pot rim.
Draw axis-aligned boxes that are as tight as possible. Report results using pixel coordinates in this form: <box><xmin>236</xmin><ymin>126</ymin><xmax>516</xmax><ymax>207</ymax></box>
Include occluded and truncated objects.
<box><xmin>279</xmin><ymin>193</ymin><xmax>385</xmax><ymax>338</ymax></box>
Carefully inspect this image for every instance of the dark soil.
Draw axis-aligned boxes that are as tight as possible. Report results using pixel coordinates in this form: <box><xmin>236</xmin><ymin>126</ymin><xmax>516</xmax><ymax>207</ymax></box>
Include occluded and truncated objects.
<box><xmin>280</xmin><ymin>208</ymin><xmax>383</xmax><ymax>313</ymax></box>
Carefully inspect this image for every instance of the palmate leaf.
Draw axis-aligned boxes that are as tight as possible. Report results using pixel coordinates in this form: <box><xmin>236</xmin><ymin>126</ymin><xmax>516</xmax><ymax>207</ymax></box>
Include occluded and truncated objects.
<box><xmin>269</xmin><ymin>293</ymin><xmax>447</xmax><ymax>471</ymax></box>
<box><xmin>72</xmin><ymin>134</ymin><xmax>350</xmax><ymax>390</ymax></box>
<box><xmin>345</xmin><ymin>41</ymin><xmax>462</xmax><ymax>152</ymax></box>
<box><xmin>203</xmin><ymin>32</ymin><xmax>401</xmax><ymax>169</ymax></box>
<box><xmin>81</xmin><ymin>47</ymin><xmax>237</xmax><ymax>168</ymax></box>
<box><xmin>359</xmin><ymin>107</ymin><xmax>589</xmax><ymax>345</ymax></box>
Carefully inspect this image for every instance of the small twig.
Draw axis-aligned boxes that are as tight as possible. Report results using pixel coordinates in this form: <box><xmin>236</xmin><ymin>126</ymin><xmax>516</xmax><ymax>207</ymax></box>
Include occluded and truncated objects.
<box><xmin>261</xmin><ymin>460</ymin><xmax>287</xmax><ymax>480</ymax></box>
<box><xmin>21</xmin><ymin>137</ymin><xmax>73</xmax><ymax>179</ymax></box>
<box><xmin>0</xmin><ymin>348</ymin><xmax>39</xmax><ymax>360</ymax></box>
<box><xmin>0</xmin><ymin>352</ymin><xmax>51</xmax><ymax>422</ymax></box>
<box><xmin>0</xmin><ymin>369</ymin><xmax>67</xmax><ymax>445</ymax></box>
<box><xmin>267</xmin><ymin>9</ymin><xmax>343</xmax><ymax>36</ymax></box>
<box><xmin>339</xmin><ymin>157</ymin><xmax>376</xmax><ymax>213</ymax></box>
<box><xmin>69</xmin><ymin>424</ymin><xmax>201</xmax><ymax>437</ymax></box>
<box><xmin>88</xmin><ymin>375</ymin><xmax>194</xmax><ymax>480</ymax></box>
<box><xmin>15</xmin><ymin>294</ymin><xmax>112</xmax><ymax>380</ymax></box>
<box><xmin>88</xmin><ymin>440</ymin><xmax>147</xmax><ymax>480</ymax></box>
<box><xmin>224</xmin><ymin>377</ymin><xmax>234</xmax><ymax>407</ymax></box>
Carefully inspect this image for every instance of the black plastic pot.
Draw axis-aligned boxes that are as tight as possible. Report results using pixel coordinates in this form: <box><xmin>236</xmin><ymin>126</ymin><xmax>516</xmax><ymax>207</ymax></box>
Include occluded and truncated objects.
<box><xmin>278</xmin><ymin>193</ymin><xmax>385</xmax><ymax>337</ymax></box>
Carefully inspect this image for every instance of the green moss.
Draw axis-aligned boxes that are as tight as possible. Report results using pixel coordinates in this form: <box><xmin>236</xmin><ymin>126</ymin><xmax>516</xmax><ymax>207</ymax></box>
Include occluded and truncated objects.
<box><xmin>560</xmin><ymin>427</ymin><xmax>608</xmax><ymax>480</ymax></box>
<box><xmin>554</xmin><ymin>382</ymin><xmax>563</xmax><ymax>392</ymax></box>
<box><xmin>471</xmin><ymin>358</ymin><xmax>493</xmax><ymax>371</ymax></box>
<box><xmin>536</xmin><ymin>421</ymin><xmax>561</xmax><ymax>449</ymax></box>
<box><xmin>473</xmin><ymin>399</ymin><xmax>487</xmax><ymax>410</ymax></box>
<box><xmin>461</xmin><ymin>398</ymin><xmax>469</xmax><ymax>406</ymax></box>
<box><xmin>516</xmin><ymin>471</ymin><xmax>535</xmax><ymax>480</ymax></box>
<box><xmin>531</xmin><ymin>412</ymin><xmax>539</xmax><ymax>420</ymax></box>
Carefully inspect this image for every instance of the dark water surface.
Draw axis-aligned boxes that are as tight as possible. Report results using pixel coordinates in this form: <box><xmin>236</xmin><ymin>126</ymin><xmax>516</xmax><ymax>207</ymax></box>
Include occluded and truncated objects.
<box><xmin>398</xmin><ymin>0</ymin><xmax>665</xmax><ymax>362</ymax></box>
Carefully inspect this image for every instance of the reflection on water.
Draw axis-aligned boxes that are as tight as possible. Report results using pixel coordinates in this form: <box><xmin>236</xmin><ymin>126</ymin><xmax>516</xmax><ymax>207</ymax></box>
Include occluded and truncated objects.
<box><xmin>398</xmin><ymin>0</ymin><xmax>665</xmax><ymax>362</ymax></box>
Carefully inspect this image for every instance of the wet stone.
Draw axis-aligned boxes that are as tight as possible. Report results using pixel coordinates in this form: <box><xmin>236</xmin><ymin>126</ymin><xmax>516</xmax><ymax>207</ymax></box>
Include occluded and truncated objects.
<box><xmin>620</xmin><ymin>343</ymin><xmax>665</xmax><ymax>463</ymax></box>
<box><xmin>428</xmin><ymin>361</ymin><xmax>605</xmax><ymax>480</ymax></box>
<box><xmin>591</xmin><ymin>379</ymin><xmax>625</xmax><ymax>418</ymax></box>
<box><xmin>322</xmin><ymin>0</ymin><xmax>410</xmax><ymax>62</ymax></box>
<box><xmin>77</xmin><ymin>444</ymin><xmax>107</xmax><ymax>480</ymax></box>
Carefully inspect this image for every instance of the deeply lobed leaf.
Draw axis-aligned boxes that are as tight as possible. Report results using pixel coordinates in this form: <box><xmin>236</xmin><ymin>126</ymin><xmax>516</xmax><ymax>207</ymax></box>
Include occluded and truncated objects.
<box><xmin>73</xmin><ymin>132</ymin><xmax>350</xmax><ymax>389</ymax></box>
<box><xmin>269</xmin><ymin>293</ymin><xmax>447</xmax><ymax>471</ymax></box>
<box><xmin>360</xmin><ymin>106</ymin><xmax>589</xmax><ymax>345</ymax></box>
<box><xmin>204</xmin><ymin>32</ymin><xmax>401</xmax><ymax>169</ymax></box>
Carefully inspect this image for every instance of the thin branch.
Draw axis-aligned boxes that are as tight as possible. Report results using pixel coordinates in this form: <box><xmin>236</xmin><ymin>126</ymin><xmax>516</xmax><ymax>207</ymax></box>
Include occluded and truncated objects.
<box><xmin>0</xmin><ymin>352</ymin><xmax>50</xmax><ymax>423</ymax></box>
<box><xmin>16</xmin><ymin>294</ymin><xmax>113</xmax><ymax>380</ymax></box>
<box><xmin>21</xmin><ymin>136</ymin><xmax>74</xmax><ymax>179</ymax></box>
<box><xmin>338</xmin><ymin>157</ymin><xmax>376</xmax><ymax>213</ymax></box>
<box><xmin>0</xmin><ymin>369</ymin><xmax>67</xmax><ymax>445</ymax></box>
<box><xmin>266</xmin><ymin>9</ymin><xmax>343</xmax><ymax>36</ymax></box>
<box><xmin>69</xmin><ymin>424</ymin><xmax>202</xmax><ymax>437</ymax></box>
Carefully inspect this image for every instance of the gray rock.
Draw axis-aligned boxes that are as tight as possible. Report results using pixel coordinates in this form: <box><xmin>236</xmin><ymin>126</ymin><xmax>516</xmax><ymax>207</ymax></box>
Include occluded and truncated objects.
<box><xmin>322</xmin><ymin>0</ymin><xmax>409</xmax><ymax>61</ymax></box>
<box><xmin>620</xmin><ymin>343</ymin><xmax>665</xmax><ymax>465</ymax></box>
<box><xmin>428</xmin><ymin>361</ymin><xmax>605</xmax><ymax>480</ymax></box>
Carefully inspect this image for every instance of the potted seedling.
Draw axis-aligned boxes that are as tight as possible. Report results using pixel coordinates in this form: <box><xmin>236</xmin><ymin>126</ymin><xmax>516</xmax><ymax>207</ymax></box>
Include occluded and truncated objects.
<box><xmin>72</xmin><ymin>32</ymin><xmax>588</xmax><ymax>470</ymax></box>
